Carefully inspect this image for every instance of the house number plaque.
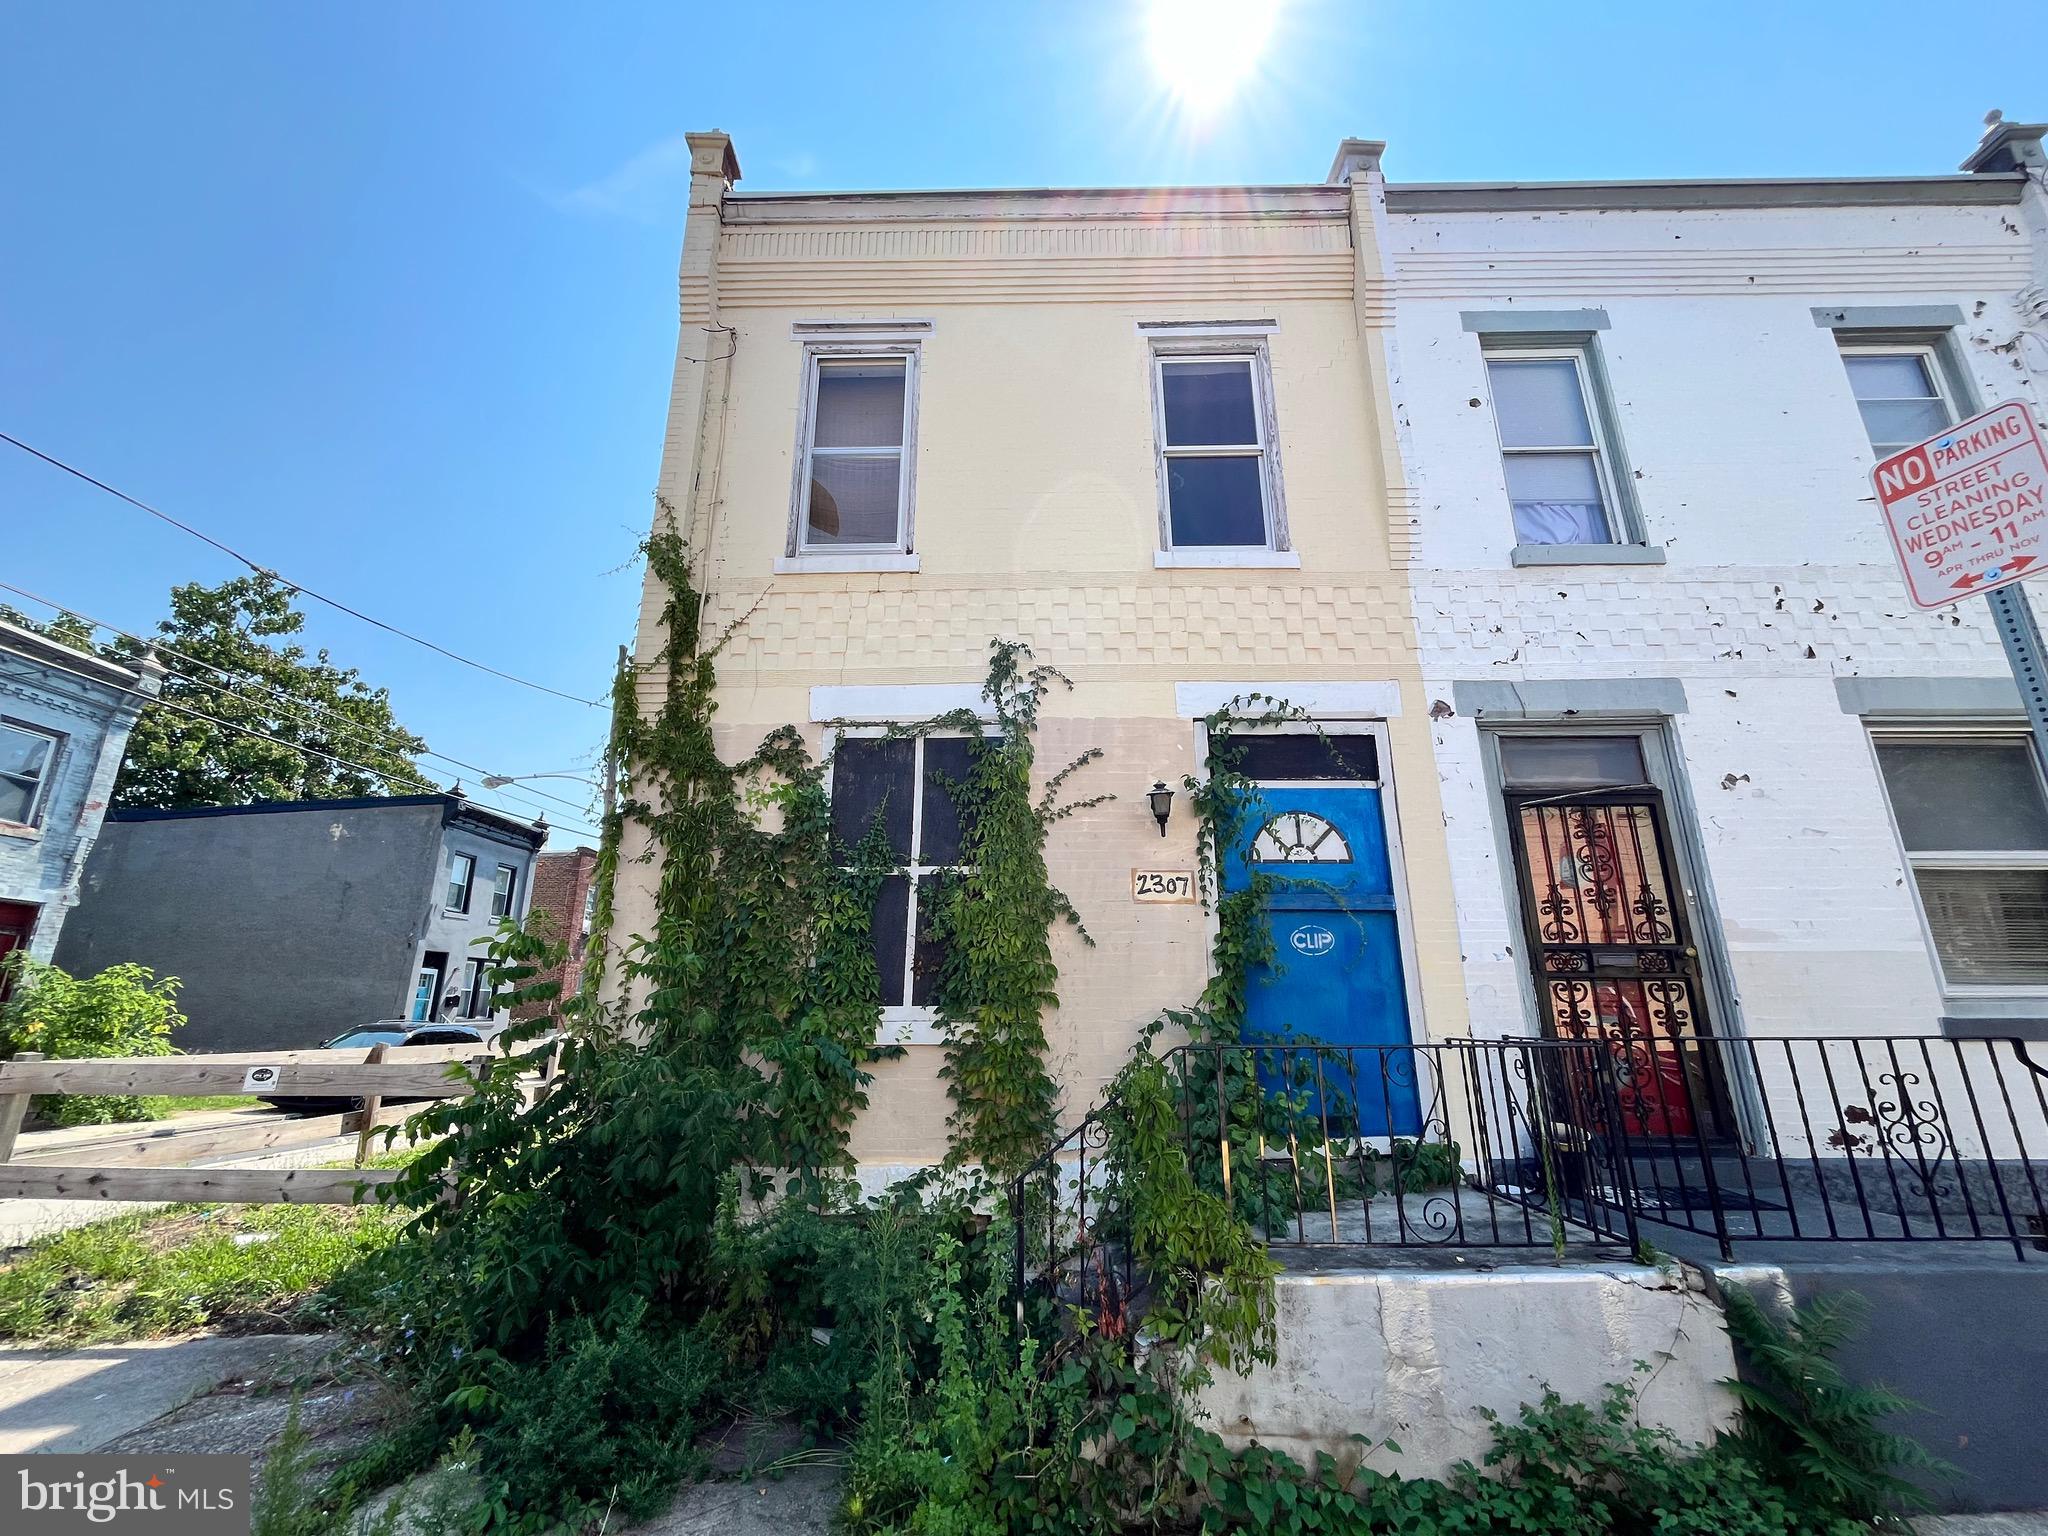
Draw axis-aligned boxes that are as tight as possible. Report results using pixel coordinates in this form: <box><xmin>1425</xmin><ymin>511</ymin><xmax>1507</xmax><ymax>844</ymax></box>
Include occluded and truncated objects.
<box><xmin>1132</xmin><ymin>869</ymin><xmax>1196</xmax><ymax>903</ymax></box>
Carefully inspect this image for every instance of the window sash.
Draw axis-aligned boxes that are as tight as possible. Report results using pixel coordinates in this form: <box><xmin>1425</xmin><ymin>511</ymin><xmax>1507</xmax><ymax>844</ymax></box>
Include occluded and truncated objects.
<box><xmin>828</xmin><ymin>728</ymin><xmax>987</xmax><ymax>1017</ymax></box>
<box><xmin>0</xmin><ymin>723</ymin><xmax>58</xmax><ymax>826</ymax></box>
<box><xmin>1482</xmin><ymin>348</ymin><xmax>1621</xmax><ymax>545</ymax></box>
<box><xmin>1838</xmin><ymin>343</ymin><xmax>1957</xmax><ymax>457</ymax></box>
<box><xmin>1152</xmin><ymin>350</ymin><xmax>1279</xmax><ymax>552</ymax></box>
<box><xmin>796</xmin><ymin>351</ymin><xmax>915</xmax><ymax>554</ymax></box>
<box><xmin>462</xmin><ymin>958</ymin><xmax>490</xmax><ymax>1017</ymax></box>
<box><xmin>1874</xmin><ymin>729</ymin><xmax>2048</xmax><ymax>993</ymax></box>
<box><xmin>491</xmin><ymin>864</ymin><xmax>517</xmax><ymax>918</ymax></box>
<box><xmin>446</xmin><ymin>853</ymin><xmax>476</xmax><ymax>913</ymax></box>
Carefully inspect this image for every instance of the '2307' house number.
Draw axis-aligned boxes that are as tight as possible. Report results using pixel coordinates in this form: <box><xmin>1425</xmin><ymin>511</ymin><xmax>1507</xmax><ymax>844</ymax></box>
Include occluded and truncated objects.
<box><xmin>1131</xmin><ymin>870</ymin><xmax>1196</xmax><ymax>903</ymax></box>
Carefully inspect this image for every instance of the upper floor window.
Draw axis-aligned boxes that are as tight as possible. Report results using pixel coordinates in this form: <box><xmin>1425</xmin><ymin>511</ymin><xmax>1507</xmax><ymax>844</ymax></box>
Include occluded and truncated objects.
<box><xmin>491</xmin><ymin>863</ymin><xmax>518</xmax><ymax>919</ymax></box>
<box><xmin>445</xmin><ymin>852</ymin><xmax>476</xmax><ymax>913</ymax></box>
<box><xmin>1148</xmin><ymin>333</ymin><xmax>1291</xmax><ymax>564</ymax></box>
<box><xmin>0</xmin><ymin>722</ymin><xmax>59</xmax><ymax>827</ymax></box>
<box><xmin>1483</xmin><ymin>348</ymin><xmax>1623</xmax><ymax>547</ymax></box>
<box><xmin>1840</xmin><ymin>346</ymin><xmax>1956</xmax><ymax>458</ymax></box>
<box><xmin>783</xmin><ymin>335</ymin><xmax>923</xmax><ymax>571</ymax></box>
<box><xmin>1873</xmin><ymin>734</ymin><xmax>2048</xmax><ymax>992</ymax></box>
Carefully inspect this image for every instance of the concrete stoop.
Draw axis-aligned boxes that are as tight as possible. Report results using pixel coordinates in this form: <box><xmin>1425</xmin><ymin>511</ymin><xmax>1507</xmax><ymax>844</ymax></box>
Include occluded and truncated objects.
<box><xmin>1194</xmin><ymin>1257</ymin><xmax>1734</xmax><ymax>1480</ymax></box>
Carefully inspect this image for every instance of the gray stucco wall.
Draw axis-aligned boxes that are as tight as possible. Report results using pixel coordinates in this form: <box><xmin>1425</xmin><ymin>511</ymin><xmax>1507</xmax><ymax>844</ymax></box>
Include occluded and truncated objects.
<box><xmin>56</xmin><ymin>800</ymin><xmax>448</xmax><ymax>1050</ymax></box>
<box><xmin>0</xmin><ymin>626</ymin><xmax>157</xmax><ymax>963</ymax></box>
<box><xmin>407</xmin><ymin>815</ymin><xmax>541</xmax><ymax>1022</ymax></box>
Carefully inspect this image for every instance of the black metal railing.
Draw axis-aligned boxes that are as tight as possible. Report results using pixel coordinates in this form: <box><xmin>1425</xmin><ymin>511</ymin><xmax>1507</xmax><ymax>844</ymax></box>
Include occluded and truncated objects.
<box><xmin>1597</xmin><ymin>1033</ymin><xmax>2048</xmax><ymax>1260</ymax></box>
<box><xmin>1009</xmin><ymin>1033</ymin><xmax>2048</xmax><ymax>1299</ymax></box>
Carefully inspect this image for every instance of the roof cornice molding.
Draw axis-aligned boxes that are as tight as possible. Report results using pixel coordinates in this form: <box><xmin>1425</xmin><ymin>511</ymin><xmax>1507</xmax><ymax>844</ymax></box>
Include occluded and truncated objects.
<box><xmin>1385</xmin><ymin>172</ymin><xmax>2026</xmax><ymax>214</ymax></box>
<box><xmin>0</xmin><ymin>618</ymin><xmax>147</xmax><ymax>688</ymax></box>
<box><xmin>722</xmin><ymin>184</ymin><xmax>1348</xmax><ymax>225</ymax></box>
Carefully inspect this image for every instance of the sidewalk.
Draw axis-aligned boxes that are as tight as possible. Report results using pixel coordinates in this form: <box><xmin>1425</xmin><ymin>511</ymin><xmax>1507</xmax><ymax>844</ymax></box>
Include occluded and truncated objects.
<box><xmin>0</xmin><ymin>1333</ymin><xmax>329</xmax><ymax>1453</ymax></box>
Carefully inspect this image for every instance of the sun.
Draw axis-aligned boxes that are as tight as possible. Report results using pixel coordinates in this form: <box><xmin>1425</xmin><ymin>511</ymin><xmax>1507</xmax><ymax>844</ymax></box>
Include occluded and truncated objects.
<box><xmin>1144</xmin><ymin>0</ymin><xmax>1282</xmax><ymax>116</ymax></box>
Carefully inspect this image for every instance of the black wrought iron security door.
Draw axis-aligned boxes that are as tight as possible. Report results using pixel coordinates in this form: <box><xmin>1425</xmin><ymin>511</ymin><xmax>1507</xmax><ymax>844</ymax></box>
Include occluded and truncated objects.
<box><xmin>1507</xmin><ymin>791</ymin><xmax>1729</xmax><ymax>1141</ymax></box>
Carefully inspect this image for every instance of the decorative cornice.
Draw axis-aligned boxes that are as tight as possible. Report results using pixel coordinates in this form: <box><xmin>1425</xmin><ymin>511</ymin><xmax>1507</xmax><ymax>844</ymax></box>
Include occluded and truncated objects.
<box><xmin>1385</xmin><ymin>172</ymin><xmax>2026</xmax><ymax>214</ymax></box>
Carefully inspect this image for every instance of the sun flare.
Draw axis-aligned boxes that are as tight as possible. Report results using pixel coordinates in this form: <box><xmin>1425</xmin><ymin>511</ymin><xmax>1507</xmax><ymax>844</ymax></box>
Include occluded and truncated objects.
<box><xmin>1144</xmin><ymin>0</ymin><xmax>1281</xmax><ymax>116</ymax></box>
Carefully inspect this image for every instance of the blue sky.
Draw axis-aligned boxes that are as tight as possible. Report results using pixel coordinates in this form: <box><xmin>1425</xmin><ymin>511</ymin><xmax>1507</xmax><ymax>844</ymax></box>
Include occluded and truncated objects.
<box><xmin>3</xmin><ymin>2</ymin><xmax>2037</xmax><ymax>845</ymax></box>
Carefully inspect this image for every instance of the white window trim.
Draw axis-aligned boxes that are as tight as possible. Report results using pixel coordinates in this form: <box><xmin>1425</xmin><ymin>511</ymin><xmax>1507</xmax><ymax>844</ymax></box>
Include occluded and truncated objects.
<box><xmin>1480</xmin><ymin>344</ymin><xmax>1626</xmax><ymax>548</ymax></box>
<box><xmin>1838</xmin><ymin>341</ymin><xmax>1959</xmax><ymax>459</ymax></box>
<box><xmin>491</xmin><ymin>863</ymin><xmax>517</xmax><ymax>919</ymax></box>
<box><xmin>1148</xmin><ymin>336</ymin><xmax>1291</xmax><ymax>560</ymax></box>
<box><xmin>1173</xmin><ymin>680</ymin><xmax>1404</xmax><ymax>720</ymax></box>
<box><xmin>783</xmin><ymin>340</ymin><xmax>923</xmax><ymax>571</ymax></box>
<box><xmin>824</xmin><ymin>723</ymin><xmax>991</xmax><ymax>1046</ymax></box>
<box><xmin>460</xmin><ymin>958</ymin><xmax>489</xmax><ymax>1018</ymax></box>
<box><xmin>445</xmin><ymin>851</ymin><xmax>476</xmax><ymax>914</ymax></box>
<box><xmin>1869</xmin><ymin>724</ymin><xmax>2048</xmax><ymax>1003</ymax></box>
<box><xmin>812</xmin><ymin>683</ymin><xmax>985</xmax><ymax>723</ymax></box>
<box><xmin>0</xmin><ymin>720</ymin><xmax>61</xmax><ymax>828</ymax></box>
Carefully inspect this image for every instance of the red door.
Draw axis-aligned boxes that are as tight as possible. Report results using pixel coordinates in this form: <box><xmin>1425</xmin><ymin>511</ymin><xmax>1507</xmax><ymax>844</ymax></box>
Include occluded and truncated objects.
<box><xmin>0</xmin><ymin>901</ymin><xmax>39</xmax><ymax>1001</ymax></box>
<box><xmin>1506</xmin><ymin>795</ymin><xmax>1722</xmax><ymax>1140</ymax></box>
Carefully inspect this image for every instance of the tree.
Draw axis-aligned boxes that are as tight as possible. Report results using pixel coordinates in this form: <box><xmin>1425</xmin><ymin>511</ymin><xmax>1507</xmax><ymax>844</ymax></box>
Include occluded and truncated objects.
<box><xmin>112</xmin><ymin>575</ymin><xmax>433</xmax><ymax>809</ymax></box>
<box><xmin>0</xmin><ymin>604</ymin><xmax>99</xmax><ymax>653</ymax></box>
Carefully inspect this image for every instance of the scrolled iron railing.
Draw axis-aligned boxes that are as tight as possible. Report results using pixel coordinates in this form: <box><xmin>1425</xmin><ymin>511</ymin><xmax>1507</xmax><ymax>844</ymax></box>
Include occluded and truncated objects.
<box><xmin>1011</xmin><ymin>1033</ymin><xmax>2048</xmax><ymax>1301</ymax></box>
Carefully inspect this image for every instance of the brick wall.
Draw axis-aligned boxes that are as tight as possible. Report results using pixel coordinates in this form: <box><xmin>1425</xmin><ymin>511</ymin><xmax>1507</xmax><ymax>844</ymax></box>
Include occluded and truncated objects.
<box><xmin>515</xmin><ymin>846</ymin><xmax>598</xmax><ymax>1018</ymax></box>
<box><xmin>1387</xmin><ymin>191</ymin><xmax>2046</xmax><ymax>1045</ymax></box>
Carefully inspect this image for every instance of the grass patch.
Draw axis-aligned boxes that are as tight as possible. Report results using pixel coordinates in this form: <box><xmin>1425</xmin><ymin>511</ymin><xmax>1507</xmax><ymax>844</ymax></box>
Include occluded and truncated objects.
<box><xmin>0</xmin><ymin>1200</ymin><xmax>404</xmax><ymax>1343</ymax></box>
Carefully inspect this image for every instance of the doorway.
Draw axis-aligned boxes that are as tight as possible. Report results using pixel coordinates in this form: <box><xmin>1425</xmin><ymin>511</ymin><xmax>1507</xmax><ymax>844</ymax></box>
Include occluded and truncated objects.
<box><xmin>1495</xmin><ymin>732</ymin><xmax>1735</xmax><ymax>1141</ymax></box>
<box><xmin>0</xmin><ymin>901</ymin><xmax>38</xmax><ymax>1001</ymax></box>
<box><xmin>1217</xmin><ymin>727</ymin><xmax>1421</xmax><ymax>1136</ymax></box>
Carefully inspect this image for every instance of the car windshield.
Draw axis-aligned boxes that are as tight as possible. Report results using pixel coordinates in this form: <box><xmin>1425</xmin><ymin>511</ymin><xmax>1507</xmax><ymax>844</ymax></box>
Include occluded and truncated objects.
<box><xmin>328</xmin><ymin>1028</ymin><xmax>409</xmax><ymax>1048</ymax></box>
<box><xmin>406</xmin><ymin>1029</ymin><xmax>482</xmax><ymax>1045</ymax></box>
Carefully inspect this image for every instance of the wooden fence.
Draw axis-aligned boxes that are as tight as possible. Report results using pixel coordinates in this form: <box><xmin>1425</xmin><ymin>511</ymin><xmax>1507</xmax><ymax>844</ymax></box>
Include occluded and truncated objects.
<box><xmin>0</xmin><ymin>1040</ymin><xmax>542</xmax><ymax>1207</ymax></box>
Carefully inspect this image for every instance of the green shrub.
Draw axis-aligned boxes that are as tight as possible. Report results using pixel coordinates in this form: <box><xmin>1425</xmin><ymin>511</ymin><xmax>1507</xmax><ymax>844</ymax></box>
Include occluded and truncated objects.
<box><xmin>452</xmin><ymin>1301</ymin><xmax>724</xmax><ymax>1529</ymax></box>
<box><xmin>1721</xmin><ymin>1285</ymin><xmax>1955</xmax><ymax>1520</ymax></box>
<box><xmin>0</xmin><ymin>955</ymin><xmax>184</xmax><ymax>1126</ymax></box>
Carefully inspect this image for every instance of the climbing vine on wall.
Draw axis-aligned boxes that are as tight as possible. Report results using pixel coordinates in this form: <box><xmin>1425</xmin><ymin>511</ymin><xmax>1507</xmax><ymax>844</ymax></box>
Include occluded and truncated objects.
<box><xmin>922</xmin><ymin>641</ymin><xmax>1111</xmax><ymax>1177</ymax></box>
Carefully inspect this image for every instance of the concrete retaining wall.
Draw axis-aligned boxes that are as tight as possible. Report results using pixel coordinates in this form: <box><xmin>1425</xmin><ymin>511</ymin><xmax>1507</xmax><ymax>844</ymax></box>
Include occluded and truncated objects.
<box><xmin>1196</xmin><ymin>1261</ymin><xmax>1737</xmax><ymax>1479</ymax></box>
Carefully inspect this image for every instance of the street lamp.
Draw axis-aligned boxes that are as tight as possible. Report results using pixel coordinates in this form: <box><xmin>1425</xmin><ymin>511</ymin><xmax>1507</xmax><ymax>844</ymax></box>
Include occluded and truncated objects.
<box><xmin>481</xmin><ymin>771</ymin><xmax>601</xmax><ymax>791</ymax></box>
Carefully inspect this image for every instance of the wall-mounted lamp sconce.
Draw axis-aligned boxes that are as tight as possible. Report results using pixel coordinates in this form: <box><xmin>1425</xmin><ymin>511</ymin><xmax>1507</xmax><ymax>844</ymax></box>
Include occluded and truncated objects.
<box><xmin>1148</xmin><ymin>781</ymin><xmax>1175</xmax><ymax>837</ymax></box>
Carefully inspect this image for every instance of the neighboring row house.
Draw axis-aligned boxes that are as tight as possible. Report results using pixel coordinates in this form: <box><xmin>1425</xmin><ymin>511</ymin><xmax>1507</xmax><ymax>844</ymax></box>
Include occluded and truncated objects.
<box><xmin>57</xmin><ymin>794</ymin><xmax>544</xmax><ymax>1050</ymax></box>
<box><xmin>0</xmin><ymin>618</ymin><xmax>163</xmax><ymax>984</ymax></box>
<box><xmin>623</xmin><ymin>121</ymin><xmax>2048</xmax><ymax>1176</ymax></box>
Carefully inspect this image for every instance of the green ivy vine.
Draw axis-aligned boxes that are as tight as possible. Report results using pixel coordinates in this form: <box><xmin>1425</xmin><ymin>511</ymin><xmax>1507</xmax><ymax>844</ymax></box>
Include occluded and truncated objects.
<box><xmin>922</xmin><ymin>641</ymin><xmax>1110</xmax><ymax>1177</ymax></box>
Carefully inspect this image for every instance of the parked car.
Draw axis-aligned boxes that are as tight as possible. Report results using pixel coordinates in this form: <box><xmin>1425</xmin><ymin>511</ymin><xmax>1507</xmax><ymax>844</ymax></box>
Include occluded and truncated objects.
<box><xmin>259</xmin><ymin>1021</ymin><xmax>499</xmax><ymax>1114</ymax></box>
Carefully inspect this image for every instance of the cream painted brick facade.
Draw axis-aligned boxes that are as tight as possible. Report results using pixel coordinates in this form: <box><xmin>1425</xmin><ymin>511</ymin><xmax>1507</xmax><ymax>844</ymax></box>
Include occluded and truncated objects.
<box><xmin>623</xmin><ymin>135</ymin><xmax>1467</xmax><ymax>1166</ymax></box>
<box><xmin>625</xmin><ymin>125</ymin><xmax>2048</xmax><ymax>1169</ymax></box>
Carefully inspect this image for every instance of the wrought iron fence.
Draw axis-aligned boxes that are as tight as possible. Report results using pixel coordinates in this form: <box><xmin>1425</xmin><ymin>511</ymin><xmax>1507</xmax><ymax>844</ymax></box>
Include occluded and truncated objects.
<box><xmin>1008</xmin><ymin>1033</ymin><xmax>2048</xmax><ymax>1301</ymax></box>
<box><xmin>1602</xmin><ymin>1032</ymin><xmax>2048</xmax><ymax>1260</ymax></box>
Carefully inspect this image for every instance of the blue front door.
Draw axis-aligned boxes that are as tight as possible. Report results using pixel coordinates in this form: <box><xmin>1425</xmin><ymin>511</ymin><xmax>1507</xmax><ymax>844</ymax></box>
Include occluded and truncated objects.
<box><xmin>1221</xmin><ymin>782</ymin><xmax>1420</xmax><ymax>1135</ymax></box>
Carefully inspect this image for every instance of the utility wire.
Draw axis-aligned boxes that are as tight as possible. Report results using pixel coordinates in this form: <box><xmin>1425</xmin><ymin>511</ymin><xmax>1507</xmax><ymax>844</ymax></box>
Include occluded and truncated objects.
<box><xmin>0</xmin><ymin>647</ymin><xmax>604</xmax><ymax>844</ymax></box>
<box><xmin>0</xmin><ymin>578</ymin><xmax>602</xmax><ymax>822</ymax></box>
<box><xmin>0</xmin><ymin>430</ymin><xmax>604</xmax><ymax>707</ymax></box>
<box><xmin>0</xmin><ymin>582</ymin><xmax>586</xmax><ymax>828</ymax></box>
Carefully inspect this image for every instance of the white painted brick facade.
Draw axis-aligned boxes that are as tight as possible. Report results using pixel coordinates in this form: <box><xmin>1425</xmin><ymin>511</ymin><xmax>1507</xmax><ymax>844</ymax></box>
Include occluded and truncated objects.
<box><xmin>1386</xmin><ymin>188</ymin><xmax>2048</xmax><ymax>1045</ymax></box>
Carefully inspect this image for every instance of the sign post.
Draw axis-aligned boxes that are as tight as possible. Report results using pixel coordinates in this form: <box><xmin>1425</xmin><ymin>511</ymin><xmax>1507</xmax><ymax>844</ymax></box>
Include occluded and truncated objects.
<box><xmin>1873</xmin><ymin>399</ymin><xmax>2048</xmax><ymax>765</ymax></box>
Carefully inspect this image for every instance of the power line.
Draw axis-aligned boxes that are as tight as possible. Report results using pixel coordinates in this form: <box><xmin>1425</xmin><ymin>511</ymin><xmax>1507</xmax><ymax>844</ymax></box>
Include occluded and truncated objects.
<box><xmin>0</xmin><ymin>578</ymin><xmax>602</xmax><ymax>823</ymax></box>
<box><xmin>0</xmin><ymin>430</ymin><xmax>604</xmax><ymax>707</ymax></box>
<box><xmin>0</xmin><ymin>646</ymin><xmax>605</xmax><ymax>844</ymax></box>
